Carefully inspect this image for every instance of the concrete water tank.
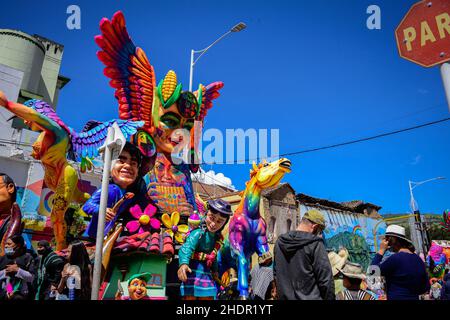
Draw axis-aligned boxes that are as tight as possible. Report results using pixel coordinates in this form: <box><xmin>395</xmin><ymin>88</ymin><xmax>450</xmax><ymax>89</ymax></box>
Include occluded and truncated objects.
<box><xmin>0</xmin><ymin>29</ymin><xmax>45</xmax><ymax>93</ymax></box>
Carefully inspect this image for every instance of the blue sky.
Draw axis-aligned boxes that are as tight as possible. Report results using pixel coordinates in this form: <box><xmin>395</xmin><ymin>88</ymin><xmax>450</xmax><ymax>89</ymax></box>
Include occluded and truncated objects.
<box><xmin>2</xmin><ymin>0</ymin><xmax>449</xmax><ymax>214</ymax></box>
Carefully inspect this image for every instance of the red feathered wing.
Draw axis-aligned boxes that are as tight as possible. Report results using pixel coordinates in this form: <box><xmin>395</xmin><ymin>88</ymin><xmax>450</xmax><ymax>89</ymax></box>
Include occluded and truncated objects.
<box><xmin>95</xmin><ymin>11</ymin><xmax>155</xmax><ymax>132</ymax></box>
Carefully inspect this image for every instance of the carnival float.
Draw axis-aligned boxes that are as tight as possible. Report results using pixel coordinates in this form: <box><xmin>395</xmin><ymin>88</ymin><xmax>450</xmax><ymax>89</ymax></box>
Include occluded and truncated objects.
<box><xmin>0</xmin><ymin>10</ymin><xmax>294</xmax><ymax>300</ymax></box>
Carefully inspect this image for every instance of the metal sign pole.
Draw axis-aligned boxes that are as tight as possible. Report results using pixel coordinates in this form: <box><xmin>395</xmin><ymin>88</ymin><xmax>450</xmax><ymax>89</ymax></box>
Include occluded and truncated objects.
<box><xmin>91</xmin><ymin>127</ymin><xmax>114</xmax><ymax>300</ymax></box>
<box><xmin>440</xmin><ymin>62</ymin><xmax>450</xmax><ymax>112</ymax></box>
<box><xmin>90</xmin><ymin>123</ymin><xmax>126</xmax><ymax>300</ymax></box>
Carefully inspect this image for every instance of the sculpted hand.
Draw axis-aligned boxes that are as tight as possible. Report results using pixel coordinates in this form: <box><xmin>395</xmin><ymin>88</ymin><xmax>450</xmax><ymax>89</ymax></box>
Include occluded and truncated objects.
<box><xmin>147</xmin><ymin>183</ymin><xmax>164</xmax><ymax>202</ymax></box>
<box><xmin>177</xmin><ymin>264</ymin><xmax>192</xmax><ymax>282</ymax></box>
<box><xmin>178</xmin><ymin>202</ymin><xmax>194</xmax><ymax>216</ymax></box>
<box><xmin>0</xmin><ymin>91</ymin><xmax>8</xmax><ymax>108</ymax></box>
<box><xmin>105</xmin><ymin>208</ymin><xmax>116</xmax><ymax>222</ymax></box>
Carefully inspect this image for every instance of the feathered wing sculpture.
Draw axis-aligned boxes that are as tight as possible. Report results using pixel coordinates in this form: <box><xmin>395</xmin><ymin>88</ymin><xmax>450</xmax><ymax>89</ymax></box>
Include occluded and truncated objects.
<box><xmin>95</xmin><ymin>11</ymin><xmax>225</xmax><ymax>166</ymax></box>
<box><xmin>24</xmin><ymin>99</ymin><xmax>144</xmax><ymax>162</ymax></box>
<box><xmin>194</xmin><ymin>193</ymin><xmax>208</xmax><ymax>216</ymax></box>
<box><xmin>194</xmin><ymin>82</ymin><xmax>224</xmax><ymax>122</ymax></box>
<box><xmin>95</xmin><ymin>11</ymin><xmax>157</xmax><ymax>158</ymax></box>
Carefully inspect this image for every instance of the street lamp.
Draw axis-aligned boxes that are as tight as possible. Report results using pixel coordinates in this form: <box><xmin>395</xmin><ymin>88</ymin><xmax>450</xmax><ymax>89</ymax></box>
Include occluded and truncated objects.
<box><xmin>408</xmin><ymin>176</ymin><xmax>445</xmax><ymax>255</ymax></box>
<box><xmin>189</xmin><ymin>22</ymin><xmax>246</xmax><ymax>91</ymax></box>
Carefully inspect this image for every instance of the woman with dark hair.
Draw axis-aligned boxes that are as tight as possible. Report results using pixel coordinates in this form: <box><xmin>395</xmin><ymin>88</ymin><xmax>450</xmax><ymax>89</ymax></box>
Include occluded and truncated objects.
<box><xmin>57</xmin><ymin>240</ymin><xmax>92</xmax><ymax>300</ymax></box>
<box><xmin>0</xmin><ymin>234</ymin><xmax>35</xmax><ymax>300</ymax></box>
<box><xmin>371</xmin><ymin>225</ymin><xmax>429</xmax><ymax>300</ymax></box>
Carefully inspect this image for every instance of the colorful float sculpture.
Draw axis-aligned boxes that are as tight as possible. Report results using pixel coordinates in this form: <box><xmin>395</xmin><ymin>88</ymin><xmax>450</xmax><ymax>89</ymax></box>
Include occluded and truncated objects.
<box><xmin>0</xmin><ymin>93</ymin><xmax>143</xmax><ymax>250</ymax></box>
<box><xmin>426</xmin><ymin>242</ymin><xmax>448</xmax><ymax>280</ymax></box>
<box><xmin>115</xmin><ymin>272</ymin><xmax>153</xmax><ymax>300</ymax></box>
<box><xmin>218</xmin><ymin>158</ymin><xmax>292</xmax><ymax>299</ymax></box>
<box><xmin>92</xmin><ymin>11</ymin><xmax>225</xmax><ymax>299</ymax></box>
<box><xmin>95</xmin><ymin>11</ymin><xmax>223</xmax><ymax>170</ymax></box>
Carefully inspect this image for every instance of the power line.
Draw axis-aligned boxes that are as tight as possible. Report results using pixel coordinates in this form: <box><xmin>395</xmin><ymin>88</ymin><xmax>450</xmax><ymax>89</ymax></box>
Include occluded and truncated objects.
<box><xmin>192</xmin><ymin>173</ymin><xmax>212</xmax><ymax>198</ymax></box>
<box><xmin>191</xmin><ymin>167</ymin><xmax>236</xmax><ymax>190</ymax></box>
<box><xmin>281</xmin><ymin>117</ymin><xmax>450</xmax><ymax>158</ymax></box>
<box><xmin>198</xmin><ymin>117</ymin><xmax>450</xmax><ymax>165</ymax></box>
<box><xmin>1</xmin><ymin>117</ymin><xmax>449</xmax><ymax>166</ymax></box>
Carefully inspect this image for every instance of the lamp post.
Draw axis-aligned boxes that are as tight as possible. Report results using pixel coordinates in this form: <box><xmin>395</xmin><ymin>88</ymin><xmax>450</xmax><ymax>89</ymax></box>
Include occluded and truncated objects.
<box><xmin>189</xmin><ymin>22</ymin><xmax>246</xmax><ymax>91</ymax></box>
<box><xmin>408</xmin><ymin>176</ymin><xmax>445</xmax><ymax>255</ymax></box>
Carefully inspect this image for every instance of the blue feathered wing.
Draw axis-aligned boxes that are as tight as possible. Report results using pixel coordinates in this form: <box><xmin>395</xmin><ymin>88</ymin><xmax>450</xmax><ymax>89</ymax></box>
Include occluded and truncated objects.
<box><xmin>70</xmin><ymin>119</ymin><xmax>145</xmax><ymax>161</ymax></box>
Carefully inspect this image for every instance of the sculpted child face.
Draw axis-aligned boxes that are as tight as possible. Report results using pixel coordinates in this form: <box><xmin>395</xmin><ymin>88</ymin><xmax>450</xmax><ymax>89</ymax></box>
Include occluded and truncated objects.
<box><xmin>205</xmin><ymin>210</ymin><xmax>227</xmax><ymax>233</ymax></box>
<box><xmin>128</xmin><ymin>278</ymin><xmax>148</xmax><ymax>300</ymax></box>
<box><xmin>111</xmin><ymin>150</ymin><xmax>139</xmax><ymax>189</ymax></box>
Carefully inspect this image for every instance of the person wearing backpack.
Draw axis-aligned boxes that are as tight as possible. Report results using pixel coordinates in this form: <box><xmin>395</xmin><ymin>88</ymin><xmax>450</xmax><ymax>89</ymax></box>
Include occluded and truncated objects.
<box><xmin>35</xmin><ymin>240</ymin><xmax>65</xmax><ymax>300</ymax></box>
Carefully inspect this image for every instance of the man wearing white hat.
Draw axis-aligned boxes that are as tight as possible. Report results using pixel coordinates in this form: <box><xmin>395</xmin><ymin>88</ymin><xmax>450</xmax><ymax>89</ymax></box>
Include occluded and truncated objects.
<box><xmin>370</xmin><ymin>224</ymin><xmax>430</xmax><ymax>300</ymax></box>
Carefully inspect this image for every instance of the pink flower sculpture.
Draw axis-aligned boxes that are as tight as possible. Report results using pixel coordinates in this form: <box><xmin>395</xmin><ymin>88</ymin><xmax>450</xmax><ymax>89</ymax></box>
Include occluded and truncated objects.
<box><xmin>126</xmin><ymin>204</ymin><xmax>161</xmax><ymax>234</ymax></box>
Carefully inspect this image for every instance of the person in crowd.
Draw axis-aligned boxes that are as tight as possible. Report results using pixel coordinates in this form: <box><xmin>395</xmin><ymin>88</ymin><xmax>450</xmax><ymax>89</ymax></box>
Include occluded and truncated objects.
<box><xmin>177</xmin><ymin>199</ymin><xmax>232</xmax><ymax>300</ymax></box>
<box><xmin>371</xmin><ymin>224</ymin><xmax>429</xmax><ymax>300</ymax></box>
<box><xmin>274</xmin><ymin>209</ymin><xmax>335</xmax><ymax>300</ymax></box>
<box><xmin>336</xmin><ymin>261</ymin><xmax>375</xmax><ymax>300</ymax></box>
<box><xmin>83</xmin><ymin>142</ymin><xmax>147</xmax><ymax>238</ymax></box>
<box><xmin>0</xmin><ymin>173</ymin><xmax>23</xmax><ymax>255</ymax></box>
<box><xmin>328</xmin><ymin>248</ymin><xmax>348</xmax><ymax>296</ymax></box>
<box><xmin>0</xmin><ymin>173</ymin><xmax>17</xmax><ymax>217</ymax></box>
<box><xmin>57</xmin><ymin>240</ymin><xmax>92</xmax><ymax>300</ymax></box>
<box><xmin>250</xmin><ymin>263</ymin><xmax>276</xmax><ymax>300</ymax></box>
<box><xmin>429</xmin><ymin>278</ymin><xmax>442</xmax><ymax>300</ymax></box>
<box><xmin>440</xmin><ymin>269</ymin><xmax>450</xmax><ymax>300</ymax></box>
<box><xmin>0</xmin><ymin>235</ymin><xmax>35</xmax><ymax>300</ymax></box>
<box><xmin>34</xmin><ymin>240</ymin><xmax>65</xmax><ymax>300</ymax></box>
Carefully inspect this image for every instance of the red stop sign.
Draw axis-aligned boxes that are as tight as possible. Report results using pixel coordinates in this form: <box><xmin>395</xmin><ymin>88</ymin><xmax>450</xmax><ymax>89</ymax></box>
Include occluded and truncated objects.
<box><xmin>395</xmin><ymin>0</ymin><xmax>450</xmax><ymax>68</ymax></box>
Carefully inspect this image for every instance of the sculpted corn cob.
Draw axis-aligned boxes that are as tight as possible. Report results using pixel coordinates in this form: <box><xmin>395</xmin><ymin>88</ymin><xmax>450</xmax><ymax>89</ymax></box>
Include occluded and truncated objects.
<box><xmin>161</xmin><ymin>70</ymin><xmax>177</xmax><ymax>101</ymax></box>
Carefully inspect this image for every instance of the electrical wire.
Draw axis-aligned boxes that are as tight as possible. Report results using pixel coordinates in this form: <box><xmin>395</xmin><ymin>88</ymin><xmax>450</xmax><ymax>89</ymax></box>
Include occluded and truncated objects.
<box><xmin>1</xmin><ymin>117</ymin><xmax>449</xmax><ymax>166</ymax></box>
<box><xmin>198</xmin><ymin>117</ymin><xmax>450</xmax><ymax>165</ymax></box>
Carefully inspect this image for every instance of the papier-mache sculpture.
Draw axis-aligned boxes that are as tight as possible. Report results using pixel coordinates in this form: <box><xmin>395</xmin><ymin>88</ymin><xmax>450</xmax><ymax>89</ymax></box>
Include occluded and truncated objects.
<box><xmin>0</xmin><ymin>92</ymin><xmax>143</xmax><ymax>250</ymax></box>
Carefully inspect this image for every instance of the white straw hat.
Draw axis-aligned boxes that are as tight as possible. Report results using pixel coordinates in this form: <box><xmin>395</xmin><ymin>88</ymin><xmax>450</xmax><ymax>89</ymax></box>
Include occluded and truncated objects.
<box><xmin>385</xmin><ymin>224</ymin><xmax>413</xmax><ymax>244</ymax></box>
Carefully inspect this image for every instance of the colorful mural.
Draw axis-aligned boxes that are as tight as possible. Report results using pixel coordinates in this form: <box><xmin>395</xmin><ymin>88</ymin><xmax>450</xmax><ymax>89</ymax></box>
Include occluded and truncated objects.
<box><xmin>300</xmin><ymin>204</ymin><xmax>387</xmax><ymax>270</ymax></box>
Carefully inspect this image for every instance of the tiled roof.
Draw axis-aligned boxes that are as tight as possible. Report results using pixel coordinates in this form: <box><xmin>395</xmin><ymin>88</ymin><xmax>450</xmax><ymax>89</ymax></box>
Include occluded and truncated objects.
<box><xmin>297</xmin><ymin>193</ymin><xmax>382</xmax><ymax>217</ymax></box>
<box><xmin>261</xmin><ymin>183</ymin><xmax>296</xmax><ymax>197</ymax></box>
<box><xmin>192</xmin><ymin>181</ymin><xmax>237</xmax><ymax>200</ymax></box>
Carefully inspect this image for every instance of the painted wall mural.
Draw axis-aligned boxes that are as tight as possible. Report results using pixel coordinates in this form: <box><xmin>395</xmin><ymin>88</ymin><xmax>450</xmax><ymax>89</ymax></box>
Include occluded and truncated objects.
<box><xmin>300</xmin><ymin>205</ymin><xmax>387</xmax><ymax>270</ymax></box>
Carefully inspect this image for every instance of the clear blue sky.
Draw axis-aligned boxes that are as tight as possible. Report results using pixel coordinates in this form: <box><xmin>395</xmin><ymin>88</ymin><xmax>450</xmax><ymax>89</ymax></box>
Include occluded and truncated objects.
<box><xmin>2</xmin><ymin>0</ymin><xmax>449</xmax><ymax>214</ymax></box>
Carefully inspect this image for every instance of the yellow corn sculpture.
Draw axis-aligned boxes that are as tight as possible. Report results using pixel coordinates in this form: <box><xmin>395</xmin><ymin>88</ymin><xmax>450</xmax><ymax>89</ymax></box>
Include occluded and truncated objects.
<box><xmin>161</xmin><ymin>70</ymin><xmax>178</xmax><ymax>101</ymax></box>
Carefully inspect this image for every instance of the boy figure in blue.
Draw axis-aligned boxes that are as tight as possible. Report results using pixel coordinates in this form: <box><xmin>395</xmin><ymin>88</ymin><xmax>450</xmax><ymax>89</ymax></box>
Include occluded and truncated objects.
<box><xmin>83</xmin><ymin>142</ymin><xmax>146</xmax><ymax>238</ymax></box>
